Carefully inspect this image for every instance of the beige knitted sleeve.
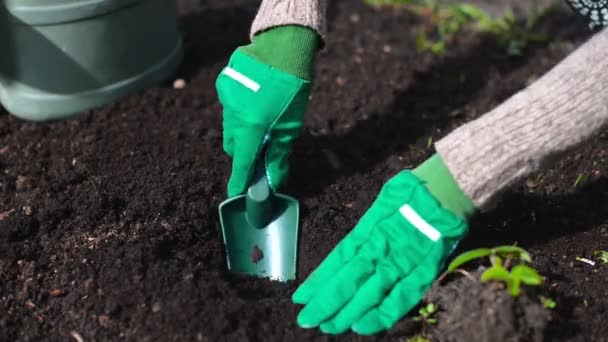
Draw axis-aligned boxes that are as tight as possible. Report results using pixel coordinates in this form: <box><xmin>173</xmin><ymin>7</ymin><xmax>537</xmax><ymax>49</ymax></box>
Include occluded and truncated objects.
<box><xmin>435</xmin><ymin>28</ymin><xmax>608</xmax><ymax>210</ymax></box>
<box><xmin>250</xmin><ymin>0</ymin><xmax>328</xmax><ymax>40</ymax></box>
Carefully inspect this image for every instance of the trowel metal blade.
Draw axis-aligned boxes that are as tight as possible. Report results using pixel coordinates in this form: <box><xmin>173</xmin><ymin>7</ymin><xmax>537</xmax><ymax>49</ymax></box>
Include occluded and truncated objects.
<box><xmin>218</xmin><ymin>193</ymin><xmax>299</xmax><ymax>281</ymax></box>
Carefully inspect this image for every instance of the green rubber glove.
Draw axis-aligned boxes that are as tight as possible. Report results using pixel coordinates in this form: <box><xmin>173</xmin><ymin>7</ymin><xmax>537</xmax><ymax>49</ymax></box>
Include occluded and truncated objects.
<box><xmin>216</xmin><ymin>26</ymin><xmax>320</xmax><ymax>197</ymax></box>
<box><xmin>292</xmin><ymin>171</ymin><xmax>469</xmax><ymax>335</ymax></box>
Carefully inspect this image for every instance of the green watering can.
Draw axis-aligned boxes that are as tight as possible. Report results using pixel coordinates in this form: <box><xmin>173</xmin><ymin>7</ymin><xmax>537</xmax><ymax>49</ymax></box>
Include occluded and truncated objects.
<box><xmin>0</xmin><ymin>0</ymin><xmax>182</xmax><ymax>121</ymax></box>
<box><xmin>218</xmin><ymin>147</ymin><xmax>300</xmax><ymax>281</ymax></box>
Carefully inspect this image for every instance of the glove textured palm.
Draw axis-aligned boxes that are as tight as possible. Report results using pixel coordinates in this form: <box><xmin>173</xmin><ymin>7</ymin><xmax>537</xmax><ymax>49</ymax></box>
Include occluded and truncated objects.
<box><xmin>292</xmin><ymin>171</ymin><xmax>469</xmax><ymax>335</ymax></box>
<box><xmin>216</xmin><ymin>51</ymin><xmax>311</xmax><ymax>197</ymax></box>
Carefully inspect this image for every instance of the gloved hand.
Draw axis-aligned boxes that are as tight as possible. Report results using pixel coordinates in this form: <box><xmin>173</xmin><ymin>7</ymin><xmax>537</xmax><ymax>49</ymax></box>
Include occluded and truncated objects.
<box><xmin>292</xmin><ymin>170</ymin><xmax>469</xmax><ymax>335</ymax></box>
<box><xmin>216</xmin><ymin>26</ymin><xmax>320</xmax><ymax>197</ymax></box>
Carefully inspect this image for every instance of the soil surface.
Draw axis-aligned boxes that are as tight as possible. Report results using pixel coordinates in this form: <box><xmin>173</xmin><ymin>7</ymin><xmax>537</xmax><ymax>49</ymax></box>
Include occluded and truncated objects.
<box><xmin>1</xmin><ymin>0</ymin><xmax>607</xmax><ymax>341</ymax></box>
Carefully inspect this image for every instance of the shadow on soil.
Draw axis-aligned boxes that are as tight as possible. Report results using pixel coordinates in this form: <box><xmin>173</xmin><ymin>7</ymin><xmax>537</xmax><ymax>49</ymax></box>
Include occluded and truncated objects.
<box><xmin>291</xmin><ymin>35</ymin><xmax>517</xmax><ymax>196</ymax></box>
<box><xmin>464</xmin><ymin>176</ymin><xmax>607</xmax><ymax>249</ymax></box>
<box><xmin>289</xmin><ymin>8</ymin><xmax>585</xmax><ymax>200</ymax></box>
<box><xmin>173</xmin><ymin>4</ymin><xmax>257</xmax><ymax>81</ymax></box>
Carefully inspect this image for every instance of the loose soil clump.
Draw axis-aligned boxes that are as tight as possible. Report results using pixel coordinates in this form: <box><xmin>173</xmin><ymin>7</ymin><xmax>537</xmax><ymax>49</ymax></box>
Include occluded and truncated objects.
<box><xmin>426</xmin><ymin>268</ymin><xmax>550</xmax><ymax>342</ymax></box>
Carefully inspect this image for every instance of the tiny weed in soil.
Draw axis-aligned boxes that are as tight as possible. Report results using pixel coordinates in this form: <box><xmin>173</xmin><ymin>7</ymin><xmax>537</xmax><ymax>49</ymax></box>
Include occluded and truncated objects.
<box><xmin>413</xmin><ymin>303</ymin><xmax>439</xmax><ymax>325</ymax></box>
<box><xmin>593</xmin><ymin>250</ymin><xmax>608</xmax><ymax>265</ymax></box>
<box><xmin>536</xmin><ymin>173</ymin><xmax>544</xmax><ymax>183</ymax></box>
<box><xmin>443</xmin><ymin>245</ymin><xmax>542</xmax><ymax>297</ymax></box>
<box><xmin>540</xmin><ymin>296</ymin><xmax>557</xmax><ymax>310</ymax></box>
<box><xmin>251</xmin><ymin>245</ymin><xmax>264</xmax><ymax>264</ymax></box>
<box><xmin>365</xmin><ymin>0</ymin><xmax>555</xmax><ymax>56</ymax></box>
<box><xmin>407</xmin><ymin>335</ymin><xmax>431</xmax><ymax>342</ymax></box>
<box><xmin>574</xmin><ymin>173</ymin><xmax>585</xmax><ymax>187</ymax></box>
<box><xmin>446</xmin><ymin>245</ymin><xmax>531</xmax><ymax>272</ymax></box>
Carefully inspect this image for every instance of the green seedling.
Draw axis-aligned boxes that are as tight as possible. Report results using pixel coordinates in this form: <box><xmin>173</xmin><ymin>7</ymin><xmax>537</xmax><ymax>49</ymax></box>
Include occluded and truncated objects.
<box><xmin>413</xmin><ymin>303</ymin><xmax>439</xmax><ymax>325</ymax></box>
<box><xmin>446</xmin><ymin>245</ymin><xmax>532</xmax><ymax>270</ymax></box>
<box><xmin>481</xmin><ymin>255</ymin><xmax>542</xmax><ymax>296</ymax></box>
<box><xmin>539</xmin><ymin>296</ymin><xmax>557</xmax><ymax>309</ymax></box>
<box><xmin>593</xmin><ymin>250</ymin><xmax>608</xmax><ymax>265</ymax></box>
<box><xmin>407</xmin><ymin>335</ymin><xmax>431</xmax><ymax>342</ymax></box>
<box><xmin>574</xmin><ymin>173</ymin><xmax>585</xmax><ymax>187</ymax></box>
<box><xmin>413</xmin><ymin>1</ymin><xmax>479</xmax><ymax>56</ymax></box>
<box><xmin>443</xmin><ymin>245</ymin><xmax>542</xmax><ymax>297</ymax></box>
<box><xmin>456</xmin><ymin>2</ymin><xmax>554</xmax><ymax>56</ymax></box>
<box><xmin>427</xmin><ymin>136</ymin><xmax>433</xmax><ymax>148</ymax></box>
<box><xmin>410</xmin><ymin>303</ymin><xmax>438</xmax><ymax>341</ymax></box>
<box><xmin>364</xmin><ymin>0</ymin><xmax>556</xmax><ymax>56</ymax></box>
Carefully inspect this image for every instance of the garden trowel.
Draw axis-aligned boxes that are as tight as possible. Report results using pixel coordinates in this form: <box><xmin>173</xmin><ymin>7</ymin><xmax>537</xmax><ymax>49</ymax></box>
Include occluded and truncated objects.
<box><xmin>218</xmin><ymin>148</ymin><xmax>300</xmax><ymax>281</ymax></box>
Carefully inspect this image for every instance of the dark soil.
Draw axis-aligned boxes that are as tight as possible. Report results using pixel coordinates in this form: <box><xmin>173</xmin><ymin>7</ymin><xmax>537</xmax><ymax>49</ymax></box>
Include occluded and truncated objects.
<box><xmin>1</xmin><ymin>0</ymin><xmax>607</xmax><ymax>341</ymax></box>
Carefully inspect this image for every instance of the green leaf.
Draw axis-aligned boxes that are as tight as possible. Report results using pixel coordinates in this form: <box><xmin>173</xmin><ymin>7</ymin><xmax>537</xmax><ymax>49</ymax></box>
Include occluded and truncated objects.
<box><xmin>492</xmin><ymin>246</ymin><xmax>532</xmax><ymax>262</ymax></box>
<box><xmin>574</xmin><ymin>173</ymin><xmax>584</xmax><ymax>187</ymax></box>
<box><xmin>593</xmin><ymin>250</ymin><xmax>608</xmax><ymax>265</ymax></box>
<box><xmin>481</xmin><ymin>265</ymin><xmax>511</xmax><ymax>283</ymax></box>
<box><xmin>535</xmin><ymin>173</ymin><xmax>544</xmax><ymax>183</ymax></box>
<box><xmin>447</xmin><ymin>248</ymin><xmax>492</xmax><ymax>272</ymax></box>
<box><xmin>455</xmin><ymin>4</ymin><xmax>489</xmax><ymax>21</ymax></box>
<box><xmin>427</xmin><ymin>318</ymin><xmax>438</xmax><ymax>325</ymax></box>
<box><xmin>416</xmin><ymin>32</ymin><xmax>441</xmax><ymax>54</ymax></box>
<box><xmin>430</xmin><ymin>41</ymin><xmax>446</xmax><ymax>55</ymax></box>
<box><xmin>540</xmin><ymin>296</ymin><xmax>557</xmax><ymax>309</ymax></box>
<box><xmin>511</xmin><ymin>265</ymin><xmax>542</xmax><ymax>286</ymax></box>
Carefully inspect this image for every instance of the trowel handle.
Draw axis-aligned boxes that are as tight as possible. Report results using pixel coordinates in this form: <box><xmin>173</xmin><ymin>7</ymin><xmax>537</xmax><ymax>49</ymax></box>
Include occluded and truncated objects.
<box><xmin>245</xmin><ymin>148</ymin><xmax>273</xmax><ymax>229</ymax></box>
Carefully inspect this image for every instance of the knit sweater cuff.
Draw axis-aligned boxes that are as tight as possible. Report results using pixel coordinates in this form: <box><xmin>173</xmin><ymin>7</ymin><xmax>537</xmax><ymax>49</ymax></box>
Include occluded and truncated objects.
<box><xmin>435</xmin><ymin>28</ymin><xmax>608</xmax><ymax>210</ymax></box>
<box><xmin>250</xmin><ymin>0</ymin><xmax>328</xmax><ymax>42</ymax></box>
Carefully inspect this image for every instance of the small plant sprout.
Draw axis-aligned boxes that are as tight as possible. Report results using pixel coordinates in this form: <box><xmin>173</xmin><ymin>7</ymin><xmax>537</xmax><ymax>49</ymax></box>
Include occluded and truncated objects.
<box><xmin>574</xmin><ymin>173</ymin><xmax>585</xmax><ymax>187</ymax></box>
<box><xmin>539</xmin><ymin>296</ymin><xmax>557</xmax><ymax>309</ymax></box>
<box><xmin>365</xmin><ymin>0</ymin><xmax>555</xmax><ymax>56</ymax></box>
<box><xmin>441</xmin><ymin>245</ymin><xmax>543</xmax><ymax>297</ymax></box>
<box><xmin>593</xmin><ymin>250</ymin><xmax>608</xmax><ymax>265</ymax></box>
<box><xmin>407</xmin><ymin>335</ymin><xmax>431</xmax><ymax>342</ymax></box>
<box><xmin>575</xmin><ymin>256</ymin><xmax>596</xmax><ymax>266</ymax></box>
<box><xmin>413</xmin><ymin>303</ymin><xmax>439</xmax><ymax>325</ymax></box>
<box><xmin>411</xmin><ymin>303</ymin><xmax>438</xmax><ymax>340</ymax></box>
<box><xmin>427</xmin><ymin>136</ymin><xmax>433</xmax><ymax>148</ymax></box>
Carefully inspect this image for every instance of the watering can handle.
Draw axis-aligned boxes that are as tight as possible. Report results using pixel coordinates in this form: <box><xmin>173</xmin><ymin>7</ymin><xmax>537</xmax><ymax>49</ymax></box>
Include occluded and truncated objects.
<box><xmin>245</xmin><ymin>147</ymin><xmax>273</xmax><ymax>229</ymax></box>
